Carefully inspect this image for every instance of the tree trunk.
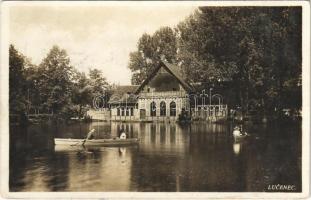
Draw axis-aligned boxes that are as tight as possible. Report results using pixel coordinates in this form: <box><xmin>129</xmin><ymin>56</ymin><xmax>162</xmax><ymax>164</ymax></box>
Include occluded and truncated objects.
<box><xmin>79</xmin><ymin>105</ymin><xmax>82</xmax><ymax>120</ymax></box>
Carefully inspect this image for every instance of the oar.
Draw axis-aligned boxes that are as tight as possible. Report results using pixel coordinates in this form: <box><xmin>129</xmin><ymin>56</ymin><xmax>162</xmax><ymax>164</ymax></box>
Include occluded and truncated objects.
<box><xmin>82</xmin><ymin>128</ymin><xmax>96</xmax><ymax>146</ymax></box>
<box><xmin>71</xmin><ymin>129</ymin><xmax>95</xmax><ymax>146</ymax></box>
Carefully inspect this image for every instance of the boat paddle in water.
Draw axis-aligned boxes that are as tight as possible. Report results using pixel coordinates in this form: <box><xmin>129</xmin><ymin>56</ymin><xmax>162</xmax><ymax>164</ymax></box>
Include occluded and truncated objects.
<box><xmin>67</xmin><ymin>129</ymin><xmax>95</xmax><ymax>146</ymax></box>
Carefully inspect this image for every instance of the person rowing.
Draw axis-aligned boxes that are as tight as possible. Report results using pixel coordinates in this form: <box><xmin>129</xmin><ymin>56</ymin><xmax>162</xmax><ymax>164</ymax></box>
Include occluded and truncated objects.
<box><xmin>233</xmin><ymin>126</ymin><xmax>241</xmax><ymax>137</ymax></box>
<box><xmin>82</xmin><ymin>128</ymin><xmax>96</xmax><ymax>146</ymax></box>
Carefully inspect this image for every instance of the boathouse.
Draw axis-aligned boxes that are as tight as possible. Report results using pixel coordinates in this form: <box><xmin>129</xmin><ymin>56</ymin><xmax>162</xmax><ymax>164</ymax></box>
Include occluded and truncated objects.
<box><xmin>134</xmin><ymin>60</ymin><xmax>194</xmax><ymax>121</ymax></box>
<box><xmin>88</xmin><ymin>60</ymin><xmax>228</xmax><ymax>122</ymax></box>
<box><xmin>108</xmin><ymin>60</ymin><xmax>193</xmax><ymax>121</ymax></box>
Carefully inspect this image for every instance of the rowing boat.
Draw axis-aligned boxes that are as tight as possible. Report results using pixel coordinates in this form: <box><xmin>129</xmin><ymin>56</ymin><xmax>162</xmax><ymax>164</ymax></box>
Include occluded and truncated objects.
<box><xmin>54</xmin><ymin>138</ymin><xmax>140</xmax><ymax>146</ymax></box>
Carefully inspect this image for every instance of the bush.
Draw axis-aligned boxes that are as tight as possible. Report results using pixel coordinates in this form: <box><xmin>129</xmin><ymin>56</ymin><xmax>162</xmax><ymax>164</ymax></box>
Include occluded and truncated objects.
<box><xmin>178</xmin><ymin>108</ymin><xmax>191</xmax><ymax>122</ymax></box>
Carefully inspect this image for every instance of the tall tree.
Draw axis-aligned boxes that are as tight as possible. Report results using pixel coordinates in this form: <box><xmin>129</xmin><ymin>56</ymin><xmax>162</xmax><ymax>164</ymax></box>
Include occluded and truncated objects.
<box><xmin>128</xmin><ymin>27</ymin><xmax>177</xmax><ymax>85</ymax></box>
<box><xmin>9</xmin><ymin>45</ymin><xmax>27</xmax><ymax>113</ymax></box>
<box><xmin>175</xmin><ymin>7</ymin><xmax>301</xmax><ymax>115</ymax></box>
<box><xmin>36</xmin><ymin>45</ymin><xmax>74</xmax><ymax>114</ymax></box>
<box><xmin>88</xmin><ymin>68</ymin><xmax>110</xmax><ymax>108</ymax></box>
<box><xmin>71</xmin><ymin>70</ymin><xmax>92</xmax><ymax>118</ymax></box>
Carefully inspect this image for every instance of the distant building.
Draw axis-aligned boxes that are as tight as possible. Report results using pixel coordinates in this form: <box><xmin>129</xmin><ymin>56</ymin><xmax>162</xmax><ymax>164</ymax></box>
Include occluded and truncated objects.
<box><xmin>109</xmin><ymin>85</ymin><xmax>139</xmax><ymax>121</ymax></box>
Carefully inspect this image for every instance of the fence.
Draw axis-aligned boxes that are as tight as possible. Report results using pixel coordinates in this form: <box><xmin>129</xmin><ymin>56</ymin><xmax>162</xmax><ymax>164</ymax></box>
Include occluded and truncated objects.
<box><xmin>86</xmin><ymin>109</ymin><xmax>110</xmax><ymax>121</ymax></box>
<box><xmin>191</xmin><ymin>105</ymin><xmax>228</xmax><ymax>121</ymax></box>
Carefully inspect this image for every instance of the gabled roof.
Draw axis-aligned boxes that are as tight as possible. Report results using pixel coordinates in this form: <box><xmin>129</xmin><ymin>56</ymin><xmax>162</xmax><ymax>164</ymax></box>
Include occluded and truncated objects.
<box><xmin>108</xmin><ymin>85</ymin><xmax>139</xmax><ymax>104</ymax></box>
<box><xmin>135</xmin><ymin>60</ymin><xmax>194</xmax><ymax>94</ymax></box>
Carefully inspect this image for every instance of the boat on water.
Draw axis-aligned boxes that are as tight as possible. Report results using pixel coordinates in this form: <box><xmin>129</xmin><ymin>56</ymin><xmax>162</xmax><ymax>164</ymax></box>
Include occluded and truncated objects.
<box><xmin>54</xmin><ymin>138</ymin><xmax>140</xmax><ymax>147</ymax></box>
<box><xmin>232</xmin><ymin>126</ymin><xmax>249</xmax><ymax>142</ymax></box>
<box><xmin>54</xmin><ymin>145</ymin><xmax>138</xmax><ymax>152</ymax></box>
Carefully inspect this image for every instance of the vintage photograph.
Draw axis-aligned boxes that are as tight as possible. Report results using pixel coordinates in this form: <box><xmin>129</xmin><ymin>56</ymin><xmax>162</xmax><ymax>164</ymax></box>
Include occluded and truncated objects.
<box><xmin>1</xmin><ymin>1</ymin><xmax>309</xmax><ymax>198</ymax></box>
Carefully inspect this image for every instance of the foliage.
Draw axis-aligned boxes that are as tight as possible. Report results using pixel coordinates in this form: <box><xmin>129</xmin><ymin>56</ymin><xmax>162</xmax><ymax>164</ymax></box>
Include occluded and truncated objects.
<box><xmin>88</xmin><ymin>68</ymin><xmax>112</xmax><ymax>108</ymax></box>
<box><xmin>35</xmin><ymin>45</ymin><xmax>74</xmax><ymax>114</ymax></box>
<box><xmin>176</xmin><ymin>7</ymin><xmax>301</xmax><ymax>114</ymax></box>
<box><xmin>128</xmin><ymin>27</ymin><xmax>177</xmax><ymax>84</ymax></box>
<box><xmin>72</xmin><ymin>70</ymin><xmax>92</xmax><ymax>118</ymax></box>
<box><xmin>9</xmin><ymin>45</ymin><xmax>111</xmax><ymax>122</ymax></box>
<box><xmin>88</xmin><ymin>68</ymin><xmax>109</xmax><ymax>96</ymax></box>
<box><xmin>128</xmin><ymin>7</ymin><xmax>302</xmax><ymax>116</ymax></box>
<box><xmin>178</xmin><ymin>108</ymin><xmax>191</xmax><ymax>122</ymax></box>
<box><xmin>9</xmin><ymin>45</ymin><xmax>28</xmax><ymax>113</ymax></box>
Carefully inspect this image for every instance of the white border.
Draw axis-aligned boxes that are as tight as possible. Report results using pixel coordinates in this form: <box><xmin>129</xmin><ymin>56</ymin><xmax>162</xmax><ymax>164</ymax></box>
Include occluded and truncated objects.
<box><xmin>0</xmin><ymin>1</ymin><xmax>310</xmax><ymax>199</ymax></box>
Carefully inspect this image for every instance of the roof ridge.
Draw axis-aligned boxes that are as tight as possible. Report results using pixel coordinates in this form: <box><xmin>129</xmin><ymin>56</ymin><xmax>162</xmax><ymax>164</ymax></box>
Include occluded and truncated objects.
<box><xmin>134</xmin><ymin>60</ymin><xmax>194</xmax><ymax>94</ymax></box>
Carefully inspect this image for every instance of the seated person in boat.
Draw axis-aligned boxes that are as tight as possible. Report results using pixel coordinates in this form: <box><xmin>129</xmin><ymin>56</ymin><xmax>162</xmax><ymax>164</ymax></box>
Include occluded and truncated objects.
<box><xmin>119</xmin><ymin>129</ymin><xmax>127</xmax><ymax>140</ymax></box>
<box><xmin>233</xmin><ymin>126</ymin><xmax>242</xmax><ymax>137</ymax></box>
<box><xmin>233</xmin><ymin>125</ymin><xmax>247</xmax><ymax>137</ymax></box>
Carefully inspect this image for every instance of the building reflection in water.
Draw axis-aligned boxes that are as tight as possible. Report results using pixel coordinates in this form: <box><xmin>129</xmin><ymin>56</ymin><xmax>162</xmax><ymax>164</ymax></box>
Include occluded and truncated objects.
<box><xmin>137</xmin><ymin>122</ymin><xmax>189</xmax><ymax>155</ymax></box>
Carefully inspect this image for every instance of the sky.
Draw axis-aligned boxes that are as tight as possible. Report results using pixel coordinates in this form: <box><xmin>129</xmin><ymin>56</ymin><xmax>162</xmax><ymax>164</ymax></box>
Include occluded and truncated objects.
<box><xmin>9</xmin><ymin>5</ymin><xmax>197</xmax><ymax>85</ymax></box>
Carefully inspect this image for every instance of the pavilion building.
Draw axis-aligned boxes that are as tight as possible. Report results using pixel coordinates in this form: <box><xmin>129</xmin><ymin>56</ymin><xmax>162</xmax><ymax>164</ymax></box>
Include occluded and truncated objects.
<box><xmin>89</xmin><ymin>60</ymin><xmax>227</xmax><ymax>122</ymax></box>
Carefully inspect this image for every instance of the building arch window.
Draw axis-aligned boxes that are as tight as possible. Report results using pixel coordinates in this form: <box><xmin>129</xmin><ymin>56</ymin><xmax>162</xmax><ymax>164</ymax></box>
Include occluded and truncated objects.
<box><xmin>170</xmin><ymin>101</ymin><xmax>176</xmax><ymax>116</ymax></box>
<box><xmin>130</xmin><ymin>107</ymin><xmax>134</xmax><ymax>116</ymax></box>
<box><xmin>150</xmin><ymin>101</ymin><xmax>156</xmax><ymax>116</ymax></box>
<box><xmin>126</xmin><ymin>107</ymin><xmax>129</xmax><ymax>116</ymax></box>
<box><xmin>121</xmin><ymin>107</ymin><xmax>125</xmax><ymax>116</ymax></box>
<box><xmin>160</xmin><ymin>101</ymin><xmax>166</xmax><ymax>116</ymax></box>
<box><xmin>117</xmin><ymin>108</ymin><xmax>120</xmax><ymax>116</ymax></box>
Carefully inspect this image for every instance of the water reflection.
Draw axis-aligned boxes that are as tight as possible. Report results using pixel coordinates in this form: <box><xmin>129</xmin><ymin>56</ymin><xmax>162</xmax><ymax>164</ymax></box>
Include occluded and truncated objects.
<box><xmin>10</xmin><ymin>121</ymin><xmax>301</xmax><ymax>192</ymax></box>
<box><xmin>233</xmin><ymin>142</ymin><xmax>241</xmax><ymax>155</ymax></box>
<box><xmin>64</xmin><ymin>147</ymin><xmax>135</xmax><ymax>191</ymax></box>
<box><xmin>138</xmin><ymin>123</ymin><xmax>189</xmax><ymax>155</ymax></box>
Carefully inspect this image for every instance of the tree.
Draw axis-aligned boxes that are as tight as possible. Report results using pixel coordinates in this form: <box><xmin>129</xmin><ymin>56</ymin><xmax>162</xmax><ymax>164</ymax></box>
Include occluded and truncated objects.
<box><xmin>9</xmin><ymin>44</ymin><xmax>112</xmax><ymax>121</ymax></box>
<box><xmin>36</xmin><ymin>45</ymin><xmax>74</xmax><ymax>114</ymax></box>
<box><xmin>71</xmin><ymin>70</ymin><xmax>92</xmax><ymax>118</ymax></box>
<box><xmin>128</xmin><ymin>27</ymin><xmax>177</xmax><ymax>84</ymax></box>
<box><xmin>9</xmin><ymin>45</ymin><xmax>27</xmax><ymax>113</ymax></box>
<box><xmin>176</xmin><ymin>8</ymin><xmax>241</xmax><ymax>83</ymax></box>
<box><xmin>88</xmin><ymin>68</ymin><xmax>110</xmax><ymax>108</ymax></box>
<box><xmin>175</xmin><ymin>7</ymin><xmax>301</xmax><ymax>116</ymax></box>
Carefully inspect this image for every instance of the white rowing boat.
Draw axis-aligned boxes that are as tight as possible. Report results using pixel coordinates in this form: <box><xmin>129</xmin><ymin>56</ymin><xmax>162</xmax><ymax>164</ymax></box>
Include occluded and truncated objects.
<box><xmin>54</xmin><ymin>138</ymin><xmax>140</xmax><ymax>146</ymax></box>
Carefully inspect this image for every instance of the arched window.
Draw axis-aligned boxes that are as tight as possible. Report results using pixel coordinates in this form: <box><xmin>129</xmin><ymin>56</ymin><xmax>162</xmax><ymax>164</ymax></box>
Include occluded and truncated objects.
<box><xmin>170</xmin><ymin>101</ymin><xmax>176</xmax><ymax>116</ymax></box>
<box><xmin>130</xmin><ymin>107</ymin><xmax>134</xmax><ymax>116</ymax></box>
<box><xmin>126</xmin><ymin>108</ymin><xmax>129</xmax><ymax>116</ymax></box>
<box><xmin>160</xmin><ymin>101</ymin><xmax>166</xmax><ymax>116</ymax></box>
<box><xmin>150</xmin><ymin>101</ymin><xmax>156</xmax><ymax>116</ymax></box>
<box><xmin>121</xmin><ymin>107</ymin><xmax>125</xmax><ymax>116</ymax></box>
<box><xmin>117</xmin><ymin>108</ymin><xmax>120</xmax><ymax>116</ymax></box>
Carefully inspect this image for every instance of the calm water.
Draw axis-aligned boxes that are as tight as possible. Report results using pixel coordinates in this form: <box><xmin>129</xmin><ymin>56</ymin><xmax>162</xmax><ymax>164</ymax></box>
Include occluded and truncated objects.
<box><xmin>9</xmin><ymin>121</ymin><xmax>301</xmax><ymax>192</ymax></box>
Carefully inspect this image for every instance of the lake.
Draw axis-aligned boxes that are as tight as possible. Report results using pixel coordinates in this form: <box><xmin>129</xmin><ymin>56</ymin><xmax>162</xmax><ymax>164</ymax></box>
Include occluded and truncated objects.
<box><xmin>9</xmin><ymin>121</ymin><xmax>301</xmax><ymax>192</ymax></box>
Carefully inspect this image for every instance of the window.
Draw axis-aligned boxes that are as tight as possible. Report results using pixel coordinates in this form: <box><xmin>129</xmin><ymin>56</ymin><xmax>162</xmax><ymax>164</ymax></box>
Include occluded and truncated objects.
<box><xmin>150</xmin><ymin>101</ymin><xmax>156</xmax><ymax>116</ymax></box>
<box><xmin>170</xmin><ymin>102</ymin><xmax>176</xmax><ymax>116</ymax></box>
<box><xmin>126</xmin><ymin>108</ymin><xmax>129</xmax><ymax>116</ymax></box>
<box><xmin>121</xmin><ymin>107</ymin><xmax>125</xmax><ymax>116</ymax></box>
<box><xmin>215</xmin><ymin>107</ymin><xmax>219</xmax><ymax>116</ymax></box>
<box><xmin>117</xmin><ymin>108</ymin><xmax>120</xmax><ymax>116</ymax></box>
<box><xmin>130</xmin><ymin>107</ymin><xmax>134</xmax><ymax>116</ymax></box>
<box><xmin>160</xmin><ymin>101</ymin><xmax>166</xmax><ymax>116</ymax></box>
